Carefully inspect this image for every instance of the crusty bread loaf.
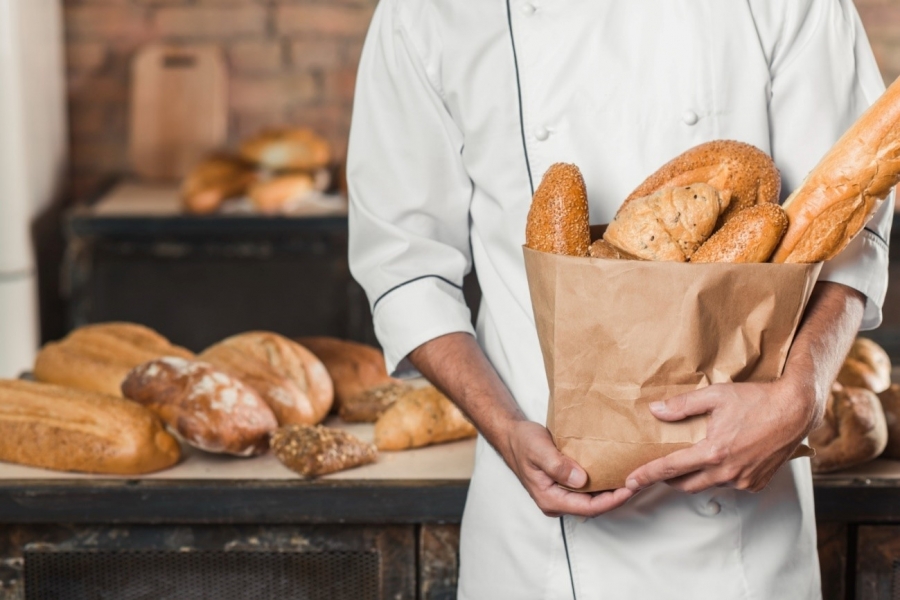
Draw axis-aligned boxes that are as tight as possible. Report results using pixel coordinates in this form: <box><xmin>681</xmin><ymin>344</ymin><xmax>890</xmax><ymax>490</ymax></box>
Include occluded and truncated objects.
<box><xmin>271</xmin><ymin>424</ymin><xmax>377</xmax><ymax>477</ymax></box>
<box><xmin>374</xmin><ymin>385</ymin><xmax>477</xmax><ymax>451</ymax></box>
<box><xmin>33</xmin><ymin>323</ymin><xmax>194</xmax><ymax>397</ymax></box>
<box><xmin>837</xmin><ymin>337</ymin><xmax>892</xmax><ymax>394</ymax></box>
<box><xmin>525</xmin><ymin>163</ymin><xmax>591</xmax><ymax>257</ymax></box>
<box><xmin>624</xmin><ymin>140</ymin><xmax>781</xmax><ymax>227</ymax></box>
<box><xmin>878</xmin><ymin>384</ymin><xmax>900</xmax><ymax>460</ymax></box>
<box><xmin>772</xmin><ymin>77</ymin><xmax>900</xmax><ymax>263</ymax></box>
<box><xmin>239</xmin><ymin>128</ymin><xmax>331</xmax><ymax>172</ymax></box>
<box><xmin>588</xmin><ymin>239</ymin><xmax>640</xmax><ymax>260</ymax></box>
<box><xmin>339</xmin><ymin>382</ymin><xmax>411</xmax><ymax>423</ymax></box>
<box><xmin>604</xmin><ymin>183</ymin><xmax>728</xmax><ymax>261</ymax></box>
<box><xmin>249</xmin><ymin>174</ymin><xmax>316</xmax><ymax>214</ymax></box>
<box><xmin>809</xmin><ymin>384</ymin><xmax>888</xmax><ymax>473</ymax></box>
<box><xmin>0</xmin><ymin>379</ymin><xmax>180</xmax><ymax>474</ymax></box>
<box><xmin>295</xmin><ymin>337</ymin><xmax>397</xmax><ymax>411</ymax></box>
<box><xmin>122</xmin><ymin>357</ymin><xmax>277</xmax><ymax>456</ymax></box>
<box><xmin>200</xmin><ymin>332</ymin><xmax>333</xmax><ymax>426</ymax></box>
<box><xmin>181</xmin><ymin>154</ymin><xmax>257</xmax><ymax>215</ymax></box>
<box><xmin>691</xmin><ymin>203</ymin><xmax>788</xmax><ymax>263</ymax></box>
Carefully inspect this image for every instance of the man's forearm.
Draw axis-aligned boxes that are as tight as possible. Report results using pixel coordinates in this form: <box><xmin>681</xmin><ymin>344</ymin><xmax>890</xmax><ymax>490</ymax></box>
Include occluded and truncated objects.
<box><xmin>408</xmin><ymin>332</ymin><xmax>524</xmax><ymax>461</ymax></box>
<box><xmin>782</xmin><ymin>281</ymin><xmax>866</xmax><ymax>435</ymax></box>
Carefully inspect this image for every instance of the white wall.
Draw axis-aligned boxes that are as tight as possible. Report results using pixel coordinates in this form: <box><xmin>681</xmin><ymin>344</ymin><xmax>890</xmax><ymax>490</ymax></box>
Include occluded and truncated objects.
<box><xmin>0</xmin><ymin>0</ymin><xmax>67</xmax><ymax>377</ymax></box>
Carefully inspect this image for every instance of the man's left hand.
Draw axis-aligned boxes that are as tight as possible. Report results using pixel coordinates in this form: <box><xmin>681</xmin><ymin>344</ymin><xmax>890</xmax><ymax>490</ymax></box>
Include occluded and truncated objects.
<box><xmin>624</xmin><ymin>377</ymin><xmax>818</xmax><ymax>494</ymax></box>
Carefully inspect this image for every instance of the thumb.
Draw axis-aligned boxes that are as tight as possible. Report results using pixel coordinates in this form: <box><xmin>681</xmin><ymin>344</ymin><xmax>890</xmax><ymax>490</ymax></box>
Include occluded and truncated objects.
<box><xmin>649</xmin><ymin>386</ymin><xmax>721</xmax><ymax>422</ymax></box>
<box><xmin>530</xmin><ymin>439</ymin><xmax>588</xmax><ymax>489</ymax></box>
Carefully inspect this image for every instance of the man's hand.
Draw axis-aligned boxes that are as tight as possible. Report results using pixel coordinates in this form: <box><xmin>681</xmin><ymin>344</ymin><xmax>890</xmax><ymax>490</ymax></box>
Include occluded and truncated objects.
<box><xmin>504</xmin><ymin>420</ymin><xmax>635</xmax><ymax>517</ymax></box>
<box><xmin>624</xmin><ymin>378</ymin><xmax>813</xmax><ymax>493</ymax></box>
<box><xmin>626</xmin><ymin>281</ymin><xmax>865</xmax><ymax>495</ymax></box>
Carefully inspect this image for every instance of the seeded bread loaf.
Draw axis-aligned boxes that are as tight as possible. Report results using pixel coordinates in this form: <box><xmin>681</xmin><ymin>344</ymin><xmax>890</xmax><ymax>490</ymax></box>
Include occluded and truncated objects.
<box><xmin>691</xmin><ymin>203</ymin><xmax>788</xmax><ymax>263</ymax></box>
<box><xmin>525</xmin><ymin>163</ymin><xmax>591</xmax><ymax>257</ymax></box>
<box><xmin>271</xmin><ymin>424</ymin><xmax>377</xmax><ymax>477</ymax></box>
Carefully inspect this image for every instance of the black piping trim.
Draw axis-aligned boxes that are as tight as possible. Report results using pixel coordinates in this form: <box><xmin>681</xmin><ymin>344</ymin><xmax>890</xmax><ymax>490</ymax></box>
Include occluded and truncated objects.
<box><xmin>506</xmin><ymin>0</ymin><xmax>535</xmax><ymax>196</ymax></box>
<box><xmin>560</xmin><ymin>517</ymin><xmax>577</xmax><ymax>600</ymax></box>
<box><xmin>372</xmin><ymin>274</ymin><xmax>463</xmax><ymax>310</ymax></box>
<box><xmin>863</xmin><ymin>226</ymin><xmax>888</xmax><ymax>247</ymax></box>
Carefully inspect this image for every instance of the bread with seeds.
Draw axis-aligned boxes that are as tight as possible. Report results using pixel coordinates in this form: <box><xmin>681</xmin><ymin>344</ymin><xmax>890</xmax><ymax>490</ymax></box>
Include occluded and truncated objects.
<box><xmin>271</xmin><ymin>424</ymin><xmax>377</xmax><ymax>477</ymax></box>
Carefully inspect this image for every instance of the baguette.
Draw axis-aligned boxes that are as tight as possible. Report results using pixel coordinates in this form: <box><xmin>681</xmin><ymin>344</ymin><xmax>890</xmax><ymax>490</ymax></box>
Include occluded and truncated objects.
<box><xmin>525</xmin><ymin>163</ymin><xmax>591</xmax><ymax>257</ymax></box>
<box><xmin>374</xmin><ymin>386</ymin><xmax>476</xmax><ymax>451</ymax></box>
<box><xmin>0</xmin><ymin>379</ymin><xmax>180</xmax><ymax>474</ymax></box>
<box><xmin>772</xmin><ymin>77</ymin><xmax>900</xmax><ymax>263</ymax></box>
<box><xmin>690</xmin><ymin>203</ymin><xmax>787</xmax><ymax>263</ymax></box>
<box><xmin>33</xmin><ymin>322</ymin><xmax>194</xmax><ymax>397</ymax></box>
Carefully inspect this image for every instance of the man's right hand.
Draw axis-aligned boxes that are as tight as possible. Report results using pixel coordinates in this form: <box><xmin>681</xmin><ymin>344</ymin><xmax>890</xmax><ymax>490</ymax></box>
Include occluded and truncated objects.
<box><xmin>502</xmin><ymin>419</ymin><xmax>636</xmax><ymax>518</ymax></box>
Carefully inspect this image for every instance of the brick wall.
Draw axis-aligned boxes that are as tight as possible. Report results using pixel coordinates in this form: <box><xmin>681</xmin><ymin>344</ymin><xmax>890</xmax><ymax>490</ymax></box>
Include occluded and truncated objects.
<box><xmin>63</xmin><ymin>0</ymin><xmax>900</xmax><ymax>203</ymax></box>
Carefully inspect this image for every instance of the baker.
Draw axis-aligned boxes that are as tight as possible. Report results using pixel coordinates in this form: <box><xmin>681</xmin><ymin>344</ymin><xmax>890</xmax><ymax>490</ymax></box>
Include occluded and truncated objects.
<box><xmin>347</xmin><ymin>1</ymin><xmax>893</xmax><ymax>598</ymax></box>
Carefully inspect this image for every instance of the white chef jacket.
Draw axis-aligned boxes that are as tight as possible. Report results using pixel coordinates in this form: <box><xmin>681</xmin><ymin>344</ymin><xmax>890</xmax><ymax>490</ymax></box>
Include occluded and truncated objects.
<box><xmin>347</xmin><ymin>1</ymin><xmax>893</xmax><ymax>598</ymax></box>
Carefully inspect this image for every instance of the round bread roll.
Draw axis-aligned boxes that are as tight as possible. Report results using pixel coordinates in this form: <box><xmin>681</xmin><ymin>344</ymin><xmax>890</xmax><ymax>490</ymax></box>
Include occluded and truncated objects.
<box><xmin>878</xmin><ymin>384</ymin><xmax>900</xmax><ymax>460</ymax></box>
<box><xmin>809</xmin><ymin>384</ymin><xmax>888</xmax><ymax>473</ymax></box>
<box><xmin>624</xmin><ymin>140</ymin><xmax>781</xmax><ymax>227</ymax></box>
<box><xmin>181</xmin><ymin>154</ymin><xmax>257</xmax><ymax>215</ymax></box>
<box><xmin>525</xmin><ymin>163</ymin><xmax>591</xmax><ymax>257</ymax></box>
<box><xmin>249</xmin><ymin>174</ymin><xmax>316</xmax><ymax>214</ymax></box>
<box><xmin>837</xmin><ymin>337</ymin><xmax>892</xmax><ymax>394</ymax></box>
<box><xmin>604</xmin><ymin>183</ymin><xmax>728</xmax><ymax>262</ymax></box>
<box><xmin>690</xmin><ymin>203</ymin><xmax>788</xmax><ymax>263</ymax></box>
<box><xmin>33</xmin><ymin>322</ymin><xmax>194</xmax><ymax>397</ymax></box>
<box><xmin>239</xmin><ymin>128</ymin><xmax>331</xmax><ymax>172</ymax></box>
<box><xmin>199</xmin><ymin>332</ymin><xmax>334</xmax><ymax>426</ymax></box>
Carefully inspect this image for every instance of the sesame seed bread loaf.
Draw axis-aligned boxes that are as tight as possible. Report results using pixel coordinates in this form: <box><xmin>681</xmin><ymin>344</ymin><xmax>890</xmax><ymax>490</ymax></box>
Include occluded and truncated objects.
<box><xmin>525</xmin><ymin>163</ymin><xmax>591</xmax><ymax>257</ymax></box>
<box><xmin>690</xmin><ymin>203</ymin><xmax>788</xmax><ymax>263</ymax></box>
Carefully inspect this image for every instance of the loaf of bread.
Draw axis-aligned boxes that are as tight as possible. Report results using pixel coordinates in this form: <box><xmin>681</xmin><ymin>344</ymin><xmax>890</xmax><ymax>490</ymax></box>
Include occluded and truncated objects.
<box><xmin>525</xmin><ymin>163</ymin><xmax>591</xmax><ymax>257</ymax></box>
<box><xmin>837</xmin><ymin>337</ymin><xmax>892</xmax><ymax>394</ymax></box>
<box><xmin>181</xmin><ymin>154</ymin><xmax>257</xmax><ymax>215</ymax></box>
<box><xmin>122</xmin><ymin>357</ymin><xmax>278</xmax><ymax>456</ymax></box>
<box><xmin>199</xmin><ymin>332</ymin><xmax>333</xmax><ymax>426</ymax></box>
<box><xmin>0</xmin><ymin>379</ymin><xmax>180</xmax><ymax>474</ymax></box>
<box><xmin>239</xmin><ymin>128</ymin><xmax>331</xmax><ymax>172</ymax></box>
<box><xmin>294</xmin><ymin>337</ymin><xmax>397</xmax><ymax>411</ymax></box>
<box><xmin>878</xmin><ymin>385</ymin><xmax>900</xmax><ymax>460</ymax></box>
<box><xmin>604</xmin><ymin>183</ymin><xmax>729</xmax><ymax>261</ymax></box>
<box><xmin>33</xmin><ymin>322</ymin><xmax>194</xmax><ymax>397</ymax></box>
<box><xmin>374</xmin><ymin>385</ymin><xmax>477</xmax><ymax>451</ymax></box>
<box><xmin>691</xmin><ymin>203</ymin><xmax>788</xmax><ymax>263</ymax></box>
<box><xmin>623</xmin><ymin>140</ymin><xmax>781</xmax><ymax>227</ymax></box>
<box><xmin>271</xmin><ymin>424</ymin><xmax>377</xmax><ymax>477</ymax></box>
<box><xmin>809</xmin><ymin>384</ymin><xmax>888</xmax><ymax>473</ymax></box>
<box><xmin>772</xmin><ymin>77</ymin><xmax>900</xmax><ymax>263</ymax></box>
<box><xmin>248</xmin><ymin>174</ymin><xmax>316</xmax><ymax>214</ymax></box>
<box><xmin>588</xmin><ymin>239</ymin><xmax>640</xmax><ymax>260</ymax></box>
<box><xmin>339</xmin><ymin>382</ymin><xmax>411</xmax><ymax>423</ymax></box>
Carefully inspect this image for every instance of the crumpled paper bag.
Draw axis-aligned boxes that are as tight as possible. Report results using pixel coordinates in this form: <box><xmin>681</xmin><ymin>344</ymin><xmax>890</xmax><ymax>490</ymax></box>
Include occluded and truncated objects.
<box><xmin>523</xmin><ymin>245</ymin><xmax>822</xmax><ymax>492</ymax></box>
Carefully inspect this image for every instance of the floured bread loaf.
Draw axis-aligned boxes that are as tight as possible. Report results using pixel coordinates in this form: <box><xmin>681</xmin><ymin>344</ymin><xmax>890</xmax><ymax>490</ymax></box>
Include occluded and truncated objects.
<box><xmin>200</xmin><ymin>332</ymin><xmax>334</xmax><ymax>426</ymax></box>
<box><xmin>604</xmin><ymin>183</ymin><xmax>729</xmax><ymax>261</ymax></box>
<box><xmin>33</xmin><ymin>322</ymin><xmax>194</xmax><ymax>397</ymax></box>
<box><xmin>0</xmin><ymin>379</ymin><xmax>180</xmax><ymax>474</ymax></box>
<box><xmin>122</xmin><ymin>358</ymin><xmax>278</xmax><ymax>456</ymax></box>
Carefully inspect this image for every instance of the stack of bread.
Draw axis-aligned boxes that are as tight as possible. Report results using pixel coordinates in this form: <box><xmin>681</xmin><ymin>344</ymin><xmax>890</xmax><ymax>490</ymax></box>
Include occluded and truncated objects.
<box><xmin>1</xmin><ymin>323</ymin><xmax>475</xmax><ymax>478</ymax></box>
<box><xmin>180</xmin><ymin>127</ymin><xmax>335</xmax><ymax>215</ymax></box>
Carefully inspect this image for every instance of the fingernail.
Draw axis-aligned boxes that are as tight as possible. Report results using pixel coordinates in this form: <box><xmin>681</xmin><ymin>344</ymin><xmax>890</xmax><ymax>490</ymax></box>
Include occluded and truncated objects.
<box><xmin>626</xmin><ymin>478</ymin><xmax>642</xmax><ymax>491</ymax></box>
<box><xmin>567</xmin><ymin>468</ymin><xmax>587</xmax><ymax>488</ymax></box>
<box><xmin>649</xmin><ymin>401</ymin><xmax>667</xmax><ymax>413</ymax></box>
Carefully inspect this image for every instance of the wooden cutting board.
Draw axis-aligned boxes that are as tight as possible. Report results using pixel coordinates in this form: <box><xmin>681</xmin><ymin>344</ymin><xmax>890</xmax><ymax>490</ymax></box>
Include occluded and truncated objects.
<box><xmin>129</xmin><ymin>44</ymin><xmax>228</xmax><ymax>181</ymax></box>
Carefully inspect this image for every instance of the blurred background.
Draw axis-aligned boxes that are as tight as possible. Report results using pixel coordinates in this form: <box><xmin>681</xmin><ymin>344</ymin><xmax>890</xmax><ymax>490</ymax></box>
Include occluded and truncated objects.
<box><xmin>1</xmin><ymin>0</ymin><xmax>900</xmax><ymax>377</ymax></box>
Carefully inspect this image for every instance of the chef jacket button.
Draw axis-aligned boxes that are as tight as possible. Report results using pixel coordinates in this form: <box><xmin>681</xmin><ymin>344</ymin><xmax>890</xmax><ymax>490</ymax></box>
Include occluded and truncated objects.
<box><xmin>682</xmin><ymin>110</ymin><xmax>700</xmax><ymax>126</ymax></box>
<box><xmin>534</xmin><ymin>126</ymin><xmax>550</xmax><ymax>141</ymax></box>
<box><xmin>702</xmin><ymin>500</ymin><xmax>722</xmax><ymax>516</ymax></box>
<box><xmin>520</xmin><ymin>3</ymin><xmax>537</xmax><ymax>16</ymax></box>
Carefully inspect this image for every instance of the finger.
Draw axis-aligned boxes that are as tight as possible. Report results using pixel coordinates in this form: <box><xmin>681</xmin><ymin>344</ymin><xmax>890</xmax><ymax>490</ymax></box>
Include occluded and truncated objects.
<box><xmin>626</xmin><ymin>441</ymin><xmax>719</xmax><ymax>490</ymax></box>
<box><xmin>537</xmin><ymin>485</ymin><xmax>635</xmax><ymax>518</ymax></box>
<box><xmin>527</xmin><ymin>439</ymin><xmax>588</xmax><ymax>489</ymax></box>
<box><xmin>665</xmin><ymin>471</ymin><xmax>722</xmax><ymax>494</ymax></box>
<box><xmin>649</xmin><ymin>386</ymin><xmax>723</xmax><ymax>422</ymax></box>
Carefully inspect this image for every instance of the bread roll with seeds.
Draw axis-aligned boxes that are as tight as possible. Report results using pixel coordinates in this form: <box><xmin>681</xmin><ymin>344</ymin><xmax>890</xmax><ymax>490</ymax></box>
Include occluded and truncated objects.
<box><xmin>691</xmin><ymin>203</ymin><xmax>788</xmax><ymax>263</ymax></box>
<box><xmin>604</xmin><ymin>183</ymin><xmax>728</xmax><ymax>262</ymax></box>
<box><xmin>624</xmin><ymin>140</ymin><xmax>781</xmax><ymax>227</ymax></box>
<box><xmin>122</xmin><ymin>358</ymin><xmax>277</xmax><ymax>456</ymax></box>
<box><xmin>271</xmin><ymin>424</ymin><xmax>377</xmax><ymax>477</ymax></box>
<box><xmin>525</xmin><ymin>163</ymin><xmax>591</xmax><ymax>257</ymax></box>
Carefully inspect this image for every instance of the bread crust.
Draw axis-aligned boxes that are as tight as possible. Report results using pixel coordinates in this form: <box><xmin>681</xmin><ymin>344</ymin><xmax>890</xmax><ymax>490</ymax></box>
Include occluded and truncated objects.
<box><xmin>374</xmin><ymin>386</ymin><xmax>476</xmax><ymax>451</ymax></box>
<box><xmin>271</xmin><ymin>424</ymin><xmax>377</xmax><ymax>477</ymax></box>
<box><xmin>122</xmin><ymin>357</ymin><xmax>277</xmax><ymax>456</ymax></box>
<box><xmin>200</xmin><ymin>332</ymin><xmax>334</xmax><ymax>426</ymax></box>
<box><xmin>0</xmin><ymin>379</ymin><xmax>180</xmax><ymax>474</ymax></box>
<box><xmin>525</xmin><ymin>163</ymin><xmax>591</xmax><ymax>257</ymax></box>
<box><xmin>837</xmin><ymin>337</ymin><xmax>892</xmax><ymax>394</ymax></box>
<box><xmin>239</xmin><ymin>128</ymin><xmax>331</xmax><ymax>172</ymax></box>
<box><xmin>33</xmin><ymin>323</ymin><xmax>194</xmax><ymax>397</ymax></box>
<box><xmin>878</xmin><ymin>384</ymin><xmax>900</xmax><ymax>460</ymax></box>
<box><xmin>588</xmin><ymin>239</ymin><xmax>639</xmax><ymax>260</ymax></box>
<box><xmin>773</xmin><ymin>77</ymin><xmax>900</xmax><ymax>263</ymax></box>
<box><xmin>624</xmin><ymin>140</ymin><xmax>780</xmax><ymax>227</ymax></box>
<box><xmin>690</xmin><ymin>203</ymin><xmax>788</xmax><ymax>263</ymax></box>
<box><xmin>810</xmin><ymin>385</ymin><xmax>888</xmax><ymax>473</ymax></box>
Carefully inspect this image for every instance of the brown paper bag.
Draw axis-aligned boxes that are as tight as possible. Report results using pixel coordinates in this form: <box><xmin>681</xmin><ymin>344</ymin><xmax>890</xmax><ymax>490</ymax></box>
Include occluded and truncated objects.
<box><xmin>523</xmin><ymin>246</ymin><xmax>822</xmax><ymax>492</ymax></box>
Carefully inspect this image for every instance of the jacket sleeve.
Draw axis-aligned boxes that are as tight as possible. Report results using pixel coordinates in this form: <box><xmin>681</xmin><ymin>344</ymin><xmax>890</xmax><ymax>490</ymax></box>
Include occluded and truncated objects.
<box><xmin>346</xmin><ymin>0</ymin><xmax>475</xmax><ymax>374</ymax></box>
<box><xmin>765</xmin><ymin>0</ymin><xmax>893</xmax><ymax>330</ymax></box>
